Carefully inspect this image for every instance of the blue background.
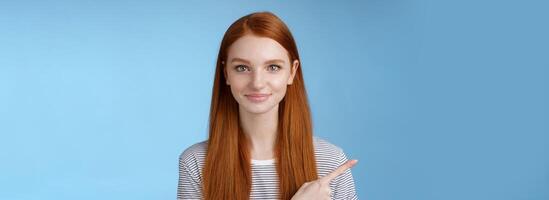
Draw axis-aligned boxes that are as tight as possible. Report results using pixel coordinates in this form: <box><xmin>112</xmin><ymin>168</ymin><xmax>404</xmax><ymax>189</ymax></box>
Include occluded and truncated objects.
<box><xmin>1</xmin><ymin>0</ymin><xmax>547</xmax><ymax>199</ymax></box>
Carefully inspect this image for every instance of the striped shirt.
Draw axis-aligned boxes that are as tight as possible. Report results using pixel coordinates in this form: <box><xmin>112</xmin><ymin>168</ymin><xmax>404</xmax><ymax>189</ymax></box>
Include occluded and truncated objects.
<box><xmin>177</xmin><ymin>136</ymin><xmax>359</xmax><ymax>200</ymax></box>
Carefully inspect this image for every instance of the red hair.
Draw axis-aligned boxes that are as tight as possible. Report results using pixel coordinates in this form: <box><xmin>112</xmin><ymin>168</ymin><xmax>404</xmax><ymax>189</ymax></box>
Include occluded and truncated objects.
<box><xmin>202</xmin><ymin>11</ymin><xmax>317</xmax><ymax>200</ymax></box>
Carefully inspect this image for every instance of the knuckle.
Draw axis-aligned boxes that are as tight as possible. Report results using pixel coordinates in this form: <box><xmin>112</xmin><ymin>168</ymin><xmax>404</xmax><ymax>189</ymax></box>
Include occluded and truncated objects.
<box><xmin>312</xmin><ymin>181</ymin><xmax>323</xmax><ymax>187</ymax></box>
<box><xmin>323</xmin><ymin>188</ymin><xmax>332</xmax><ymax>198</ymax></box>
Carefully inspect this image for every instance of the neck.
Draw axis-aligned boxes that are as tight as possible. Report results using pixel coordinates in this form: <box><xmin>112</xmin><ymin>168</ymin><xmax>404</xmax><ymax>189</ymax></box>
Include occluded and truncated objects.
<box><xmin>239</xmin><ymin>104</ymin><xmax>279</xmax><ymax>160</ymax></box>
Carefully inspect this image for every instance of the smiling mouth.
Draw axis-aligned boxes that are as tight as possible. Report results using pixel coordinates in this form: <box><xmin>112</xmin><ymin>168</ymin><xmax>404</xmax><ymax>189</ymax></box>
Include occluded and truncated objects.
<box><xmin>245</xmin><ymin>94</ymin><xmax>271</xmax><ymax>103</ymax></box>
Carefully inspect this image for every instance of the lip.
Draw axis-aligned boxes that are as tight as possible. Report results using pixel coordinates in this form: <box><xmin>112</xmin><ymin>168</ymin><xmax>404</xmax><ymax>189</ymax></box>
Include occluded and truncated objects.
<box><xmin>245</xmin><ymin>93</ymin><xmax>271</xmax><ymax>103</ymax></box>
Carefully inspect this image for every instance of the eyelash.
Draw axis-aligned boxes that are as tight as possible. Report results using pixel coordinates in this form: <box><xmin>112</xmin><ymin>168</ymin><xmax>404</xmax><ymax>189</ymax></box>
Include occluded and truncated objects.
<box><xmin>234</xmin><ymin>65</ymin><xmax>281</xmax><ymax>72</ymax></box>
<box><xmin>234</xmin><ymin>65</ymin><xmax>248</xmax><ymax>72</ymax></box>
<box><xmin>269</xmin><ymin>65</ymin><xmax>282</xmax><ymax>71</ymax></box>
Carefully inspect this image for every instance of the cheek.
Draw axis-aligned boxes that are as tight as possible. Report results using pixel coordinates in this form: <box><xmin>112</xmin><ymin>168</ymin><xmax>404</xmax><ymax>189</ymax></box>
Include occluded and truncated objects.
<box><xmin>230</xmin><ymin>80</ymin><xmax>248</xmax><ymax>94</ymax></box>
<box><xmin>270</xmin><ymin>77</ymin><xmax>289</xmax><ymax>92</ymax></box>
<box><xmin>227</xmin><ymin>75</ymin><xmax>247</xmax><ymax>95</ymax></box>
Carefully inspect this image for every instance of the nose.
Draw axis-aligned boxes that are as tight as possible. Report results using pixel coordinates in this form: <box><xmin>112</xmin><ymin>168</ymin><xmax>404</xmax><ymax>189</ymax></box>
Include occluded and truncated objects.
<box><xmin>250</xmin><ymin>69</ymin><xmax>266</xmax><ymax>89</ymax></box>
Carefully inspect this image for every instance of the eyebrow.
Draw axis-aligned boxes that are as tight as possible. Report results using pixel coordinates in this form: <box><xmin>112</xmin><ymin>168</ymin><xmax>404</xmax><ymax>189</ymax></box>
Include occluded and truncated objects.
<box><xmin>230</xmin><ymin>57</ymin><xmax>286</xmax><ymax>64</ymax></box>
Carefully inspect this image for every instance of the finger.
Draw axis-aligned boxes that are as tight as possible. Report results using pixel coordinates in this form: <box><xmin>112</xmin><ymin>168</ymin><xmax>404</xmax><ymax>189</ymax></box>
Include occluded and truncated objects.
<box><xmin>320</xmin><ymin>159</ymin><xmax>358</xmax><ymax>183</ymax></box>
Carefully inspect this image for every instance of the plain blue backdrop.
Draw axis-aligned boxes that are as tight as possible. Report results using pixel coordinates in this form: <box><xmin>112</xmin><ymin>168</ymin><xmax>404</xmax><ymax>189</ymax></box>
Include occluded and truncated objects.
<box><xmin>1</xmin><ymin>0</ymin><xmax>548</xmax><ymax>199</ymax></box>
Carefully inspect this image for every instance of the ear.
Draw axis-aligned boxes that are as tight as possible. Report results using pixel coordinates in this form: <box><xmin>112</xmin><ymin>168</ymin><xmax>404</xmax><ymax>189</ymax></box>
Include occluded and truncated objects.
<box><xmin>222</xmin><ymin>61</ymin><xmax>230</xmax><ymax>85</ymax></box>
<box><xmin>287</xmin><ymin>59</ymin><xmax>299</xmax><ymax>85</ymax></box>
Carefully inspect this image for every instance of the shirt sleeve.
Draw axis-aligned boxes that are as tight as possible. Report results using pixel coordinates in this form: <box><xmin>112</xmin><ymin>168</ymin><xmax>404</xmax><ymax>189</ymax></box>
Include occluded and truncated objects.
<box><xmin>177</xmin><ymin>155</ymin><xmax>203</xmax><ymax>200</ymax></box>
<box><xmin>330</xmin><ymin>149</ymin><xmax>359</xmax><ymax>200</ymax></box>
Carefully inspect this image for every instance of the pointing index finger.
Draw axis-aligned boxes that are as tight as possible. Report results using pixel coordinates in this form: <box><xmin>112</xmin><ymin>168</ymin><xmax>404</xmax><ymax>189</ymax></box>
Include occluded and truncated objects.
<box><xmin>320</xmin><ymin>159</ymin><xmax>358</xmax><ymax>183</ymax></box>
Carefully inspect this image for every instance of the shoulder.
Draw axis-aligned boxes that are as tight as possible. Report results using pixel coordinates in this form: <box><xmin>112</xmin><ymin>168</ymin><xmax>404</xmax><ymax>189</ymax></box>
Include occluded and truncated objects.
<box><xmin>313</xmin><ymin>137</ymin><xmax>359</xmax><ymax>199</ymax></box>
<box><xmin>179</xmin><ymin>140</ymin><xmax>208</xmax><ymax>168</ymax></box>
<box><xmin>312</xmin><ymin>136</ymin><xmax>350</xmax><ymax>176</ymax></box>
<box><xmin>312</xmin><ymin>136</ymin><xmax>345</xmax><ymax>156</ymax></box>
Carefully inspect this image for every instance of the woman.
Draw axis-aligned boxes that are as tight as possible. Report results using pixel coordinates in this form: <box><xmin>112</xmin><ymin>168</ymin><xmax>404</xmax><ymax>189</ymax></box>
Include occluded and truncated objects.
<box><xmin>178</xmin><ymin>12</ymin><xmax>359</xmax><ymax>200</ymax></box>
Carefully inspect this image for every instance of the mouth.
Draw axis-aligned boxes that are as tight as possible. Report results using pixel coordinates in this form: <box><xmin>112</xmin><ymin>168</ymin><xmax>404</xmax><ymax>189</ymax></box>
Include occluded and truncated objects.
<box><xmin>245</xmin><ymin>93</ymin><xmax>271</xmax><ymax>103</ymax></box>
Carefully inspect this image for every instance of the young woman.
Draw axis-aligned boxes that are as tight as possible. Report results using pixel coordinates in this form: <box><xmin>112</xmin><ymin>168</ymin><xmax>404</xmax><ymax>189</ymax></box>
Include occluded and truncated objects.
<box><xmin>177</xmin><ymin>12</ymin><xmax>359</xmax><ymax>200</ymax></box>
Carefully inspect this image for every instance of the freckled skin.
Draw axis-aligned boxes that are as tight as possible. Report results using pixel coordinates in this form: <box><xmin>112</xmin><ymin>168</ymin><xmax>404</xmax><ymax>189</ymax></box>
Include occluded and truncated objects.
<box><xmin>224</xmin><ymin>34</ymin><xmax>299</xmax><ymax>115</ymax></box>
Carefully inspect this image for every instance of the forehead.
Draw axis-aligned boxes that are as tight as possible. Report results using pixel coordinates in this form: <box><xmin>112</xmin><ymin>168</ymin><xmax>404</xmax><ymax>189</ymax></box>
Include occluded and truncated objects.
<box><xmin>227</xmin><ymin>34</ymin><xmax>290</xmax><ymax>63</ymax></box>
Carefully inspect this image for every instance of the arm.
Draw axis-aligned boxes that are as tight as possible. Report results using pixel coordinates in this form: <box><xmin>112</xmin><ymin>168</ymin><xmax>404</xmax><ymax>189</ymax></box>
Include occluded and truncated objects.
<box><xmin>177</xmin><ymin>157</ymin><xmax>203</xmax><ymax>200</ymax></box>
<box><xmin>292</xmin><ymin>155</ymin><xmax>359</xmax><ymax>200</ymax></box>
<box><xmin>330</xmin><ymin>150</ymin><xmax>359</xmax><ymax>200</ymax></box>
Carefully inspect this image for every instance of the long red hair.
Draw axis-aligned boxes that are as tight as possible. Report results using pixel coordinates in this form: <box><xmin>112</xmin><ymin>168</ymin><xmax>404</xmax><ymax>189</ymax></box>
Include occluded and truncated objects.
<box><xmin>202</xmin><ymin>11</ymin><xmax>317</xmax><ymax>200</ymax></box>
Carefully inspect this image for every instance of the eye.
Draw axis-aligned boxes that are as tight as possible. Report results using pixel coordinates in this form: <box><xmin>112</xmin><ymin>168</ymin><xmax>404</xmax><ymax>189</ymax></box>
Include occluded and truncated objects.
<box><xmin>234</xmin><ymin>65</ymin><xmax>249</xmax><ymax>72</ymax></box>
<box><xmin>267</xmin><ymin>64</ymin><xmax>281</xmax><ymax>72</ymax></box>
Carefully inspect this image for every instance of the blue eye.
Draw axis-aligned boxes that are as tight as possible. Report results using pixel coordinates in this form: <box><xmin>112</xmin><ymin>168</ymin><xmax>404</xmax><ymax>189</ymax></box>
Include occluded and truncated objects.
<box><xmin>235</xmin><ymin>65</ymin><xmax>249</xmax><ymax>72</ymax></box>
<box><xmin>268</xmin><ymin>65</ymin><xmax>281</xmax><ymax>72</ymax></box>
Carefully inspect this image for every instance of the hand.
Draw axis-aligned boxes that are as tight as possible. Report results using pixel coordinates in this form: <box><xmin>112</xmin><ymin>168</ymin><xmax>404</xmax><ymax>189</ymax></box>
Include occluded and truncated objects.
<box><xmin>291</xmin><ymin>159</ymin><xmax>358</xmax><ymax>200</ymax></box>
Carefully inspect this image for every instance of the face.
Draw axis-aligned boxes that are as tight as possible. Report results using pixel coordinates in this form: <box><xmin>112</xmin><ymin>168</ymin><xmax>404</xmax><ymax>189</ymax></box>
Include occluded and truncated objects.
<box><xmin>223</xmin><ymin>34</ymin><xmax>299</xmax><ymax>115</ymax></box>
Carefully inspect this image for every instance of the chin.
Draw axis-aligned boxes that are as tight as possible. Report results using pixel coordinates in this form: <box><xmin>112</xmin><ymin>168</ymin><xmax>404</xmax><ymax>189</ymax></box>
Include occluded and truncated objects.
<box><xmin>240</xmin><ymin>103</ymin><xmax>278</xmax><ymax>115</ymax></box>
<box><xmin>242</xmin><ymin>107</ymin><xmax>272</xmax><ymax>114</ymax></box>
